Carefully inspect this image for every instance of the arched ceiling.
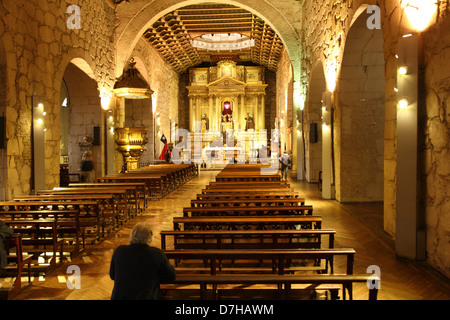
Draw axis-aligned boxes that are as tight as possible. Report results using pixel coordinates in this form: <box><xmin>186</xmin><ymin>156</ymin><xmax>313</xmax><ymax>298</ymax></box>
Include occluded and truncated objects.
<box><xmin>141</xmin><ymin>3</ymin><xmax>284</xmax><ymax>73</ymax></box>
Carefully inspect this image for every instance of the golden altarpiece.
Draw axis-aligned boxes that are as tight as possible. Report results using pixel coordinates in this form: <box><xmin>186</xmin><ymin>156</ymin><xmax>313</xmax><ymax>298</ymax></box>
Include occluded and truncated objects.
<box><xmin>186</xmin><ymin>60</ymin><xmax>268</xmax><ymax>163</ymax></box>
<box><xmin>187</xmin><ymin>60</ymin><xmax>267</xmax><ymax>133</ymax></box>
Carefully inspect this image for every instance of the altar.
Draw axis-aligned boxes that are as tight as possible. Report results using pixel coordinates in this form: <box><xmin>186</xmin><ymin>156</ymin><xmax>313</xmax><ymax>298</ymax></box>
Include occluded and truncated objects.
<box><xmin>187</xmin><ymin>60</ymin><xmax>267</xmax><ymax>134</ymax></box>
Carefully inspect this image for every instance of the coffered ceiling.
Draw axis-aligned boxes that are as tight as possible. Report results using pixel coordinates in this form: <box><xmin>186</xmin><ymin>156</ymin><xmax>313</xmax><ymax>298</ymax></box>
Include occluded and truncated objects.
<box><xmin>142</xmin><ymin>3</ymin><xmax>284</xmax><ymax>73</ymax></box>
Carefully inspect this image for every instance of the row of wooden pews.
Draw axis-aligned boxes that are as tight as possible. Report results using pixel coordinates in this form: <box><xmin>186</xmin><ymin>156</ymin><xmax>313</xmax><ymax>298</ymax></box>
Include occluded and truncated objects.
<box><xmin>160</xmin><ymin>163</ymin><xmax>379</xmax><ymax>300</ymax></box>
<box><xmin>97</xmin><ymin>163</ymin><xmax>198</xmax><ymax>200</ymax></box>
<box><xmin>0</xmin><ymin>163</ymin><xmax>197</xmax><ymax>299</ymax></box>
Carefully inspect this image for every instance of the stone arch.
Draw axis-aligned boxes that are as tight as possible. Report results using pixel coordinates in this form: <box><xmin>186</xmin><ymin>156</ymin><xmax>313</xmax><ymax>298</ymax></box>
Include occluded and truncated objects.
<box><xmin>335</xmin><ymin>6</ymin><xmax>385</xmax><ymax>202</ymax></box>
<box><xmin>131</xmin><ymin>55</ymin><xmax>150</xmax><ymax>85</ymax></box>
<box><xmin>114</xmin><ymin>0</ymin><xmax>301</xmax><ymax>81</ymax></box>
<box><xmin>60</xmin><ymin>57</ymin><xmax>103</xmax><ymax>184</ymax></box>
<box><xmin>304</xmin><ymin>60</ymin><xmax>326</xmax><ymax>183</ymax></box>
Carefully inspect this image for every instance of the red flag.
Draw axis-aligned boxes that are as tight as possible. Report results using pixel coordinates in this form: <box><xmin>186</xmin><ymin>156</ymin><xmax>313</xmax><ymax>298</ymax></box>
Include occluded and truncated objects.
<box><xmin>159</xmin><ymin>134</ymin><xmax>168</xmax><ymax>160</ymax></box>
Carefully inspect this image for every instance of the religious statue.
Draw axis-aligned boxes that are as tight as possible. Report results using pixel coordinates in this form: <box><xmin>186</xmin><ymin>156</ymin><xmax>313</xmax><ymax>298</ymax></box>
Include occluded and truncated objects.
<box><xmin>201</xmin><ymin>114</ymin><xmax>209</xmax><ymax>133</ymax></box>
<box><xmin>245</xmin><ymin>113</ymin><xmax>255</xmax><ymax>131</ymax></box>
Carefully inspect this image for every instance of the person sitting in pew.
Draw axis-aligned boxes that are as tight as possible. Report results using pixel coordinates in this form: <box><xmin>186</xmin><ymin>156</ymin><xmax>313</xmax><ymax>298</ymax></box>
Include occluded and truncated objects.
<box><xmin>0</xmin><ymin>219</ymin><xmax>13</xmax><ymax>277</ymax></box>
<box><xmin>109</xmin><ymin>222</ymin><xmax>176</xmax><ymax>300</ymax></box>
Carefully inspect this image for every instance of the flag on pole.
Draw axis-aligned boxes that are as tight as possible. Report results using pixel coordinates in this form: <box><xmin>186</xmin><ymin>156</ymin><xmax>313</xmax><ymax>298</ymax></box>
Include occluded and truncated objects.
<box><xmin>159</xmin><ymin>134</ymin><xmax>168</xmax><ymax>160</ymax></box>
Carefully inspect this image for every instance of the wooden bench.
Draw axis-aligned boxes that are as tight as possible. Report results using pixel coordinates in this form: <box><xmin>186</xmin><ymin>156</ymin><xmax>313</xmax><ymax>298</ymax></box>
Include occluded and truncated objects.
<box><xmin>215</xmin><ymin>175</ymin><xmax>282</xmax><ymax>182</ymax></box>
<box><xmin>97</xmin><ymin>174</ymin><xmax>167</xmax><ymax>199</ymax></box>
<box><xmin>3</xmin><ymin>219</ymin><xmax>64</xmax><ymax>274</ymax></box>
<box><xmin>173</xmin><ymin>215</ymin><xmax>323</xmax><ymax>231</ymax></box>
<box><xmin>182</xmin><ymin>205</ymin><xmax>313</xmax><ymax>217</ymax></box>
<box><xmin>196</xmin><ymin>192</ymin><xmax>301</xmax><ymax>200</ymax></box>
<box><xmin>0</xmin><ymin>234</ymin><xmax>32</xmax><ymax>299</ymax></box>
<box><xmin>0</xmin><ymin>201</ymin><xmax>103</xmax><ymax>243</ymax></box>
<box><xmin>205</xmin><ymin>183</ymin><xmax>291</xmax><ymax>190</ymax></box>
<box><xmin>0</xmin><ymin>209</ymin><xmax>85</xmax><ymax>256</ymax></box>
<box><xmin>190</xmin><ymin>198</ymin><xmax>306</xmax><ymax>207</ymax></box>
<box><xmin>98</xmin><ymin>163</ymin><xmax>198</xmax><ymax>199</ymax></box>
<box><xmin>160</xmin><ymin>229</ymin><xmax>336</xmax><ymax>250</ymax></box>
<box><xmin>161</xmin><ymin>274</ymin><xmax>379</xmax><ymax>300</ymax></box>
<box><xmin>69</xmin><ymin>182</ymin><xmax>147</xmax><ymax>211</ymax></box>
<box><xmin>63</xmin><ymin>185</ymin><xmax>140</xmax><ymax>217</ymax></box>
<box><xmin>163</xmin><ymin>248</ymin><xmax>355</xmax><ymax>275</ymax></box>
<box><xmin>201</xmin><ymin>188</ymin><xmax>294</xmax><ymax>195</ymax></box>
<box><xmin>208</xmin><ymin>181</ymin><xmax>289</xmax><ymax>186</ymax></box>
<box><xmin>36</xmin><ymin>187</ymin><xmax>131</xmax><ymax>225</ymax></box>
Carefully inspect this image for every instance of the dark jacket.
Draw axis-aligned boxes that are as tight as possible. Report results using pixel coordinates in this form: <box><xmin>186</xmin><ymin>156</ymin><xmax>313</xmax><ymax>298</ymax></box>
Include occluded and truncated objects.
<box><xmin>109</xmin><ymin>243</ymin><xmax>176</xmax><ymax>300</ymax></box>
<box><xmin>0</xmin><ymin>220</ymin><xmax>14</xmax><ymax>270</ymax></box>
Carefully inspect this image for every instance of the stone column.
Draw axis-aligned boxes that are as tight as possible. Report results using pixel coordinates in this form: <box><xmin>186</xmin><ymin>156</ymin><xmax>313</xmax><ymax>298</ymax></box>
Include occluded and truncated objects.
<box><xmin>195</xmin><ymin>96</ymin><xmax>201</xmax><ymax>129</ymax></box>
<box><xmin>189</xmin><ymin>96</ymin><xmax>194</xmax><ymax>132</ymax></box>
<box><xmin>261</xmin><ymin>94</ymin><xmax>266</xmax><ymax>130</ymax></box>
<box><xmin>216</xmin><ymin>96</ymin><xmax>221</xmax><ymax>131</ymax></box>
<box><xmin>254</xmin><ymin>95</ymin><xmax>259</xmax><ymax>130</ymax></box>
<box><xmin>208</xmin><ymin>95</ymin><xmax>213</xmax><ymax>131</ymax></box>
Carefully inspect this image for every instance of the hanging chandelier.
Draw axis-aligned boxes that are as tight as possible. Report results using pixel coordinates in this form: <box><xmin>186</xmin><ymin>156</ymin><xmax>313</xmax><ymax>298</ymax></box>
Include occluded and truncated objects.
<box><xmin>114</xmin><ymin>57</ymin><xmax>153</xmax><ymax>99</ymax></box>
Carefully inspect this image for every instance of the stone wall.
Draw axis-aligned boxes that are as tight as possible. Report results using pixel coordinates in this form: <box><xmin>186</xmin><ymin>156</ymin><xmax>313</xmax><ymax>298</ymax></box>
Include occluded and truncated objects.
<box><xmin>421</xmin><ymin>14</ymin><xmax>450</xmax><ymax>278</ymax></box>
<box><xmin>276</xmin><ymin>49</ymin><xmax>294</xmax><ymax>153</ymax></box>
<box><xmin>301</xmin><ymin>0</ymin><xmax>450</xmax><ymax>277</ymax></box>
<box><xmin>0</xmin><ymin>0</ymin><xmax>116</xmax><ymax>198</ymax></box>
<box><xmin>336</xmin><ymin>10</ymin><xmax>385</xmax><ymax>202</ymax></box>
<box><xmin>130</xmin><ymin>38</ymin><xmax>180</xmax><ymax>162</ymax></box>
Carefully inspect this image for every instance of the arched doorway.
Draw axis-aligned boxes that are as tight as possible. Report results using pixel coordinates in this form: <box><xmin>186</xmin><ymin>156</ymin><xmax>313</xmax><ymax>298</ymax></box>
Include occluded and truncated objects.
<box><xmin>60</xmin><ymin>59</ymin><xmax>103</xmax><ymax>184</ymax></box>
<box><xmin>336</xmin><ymin>8</ymin><xmax>385</xmax><ymax>202</ymax></box>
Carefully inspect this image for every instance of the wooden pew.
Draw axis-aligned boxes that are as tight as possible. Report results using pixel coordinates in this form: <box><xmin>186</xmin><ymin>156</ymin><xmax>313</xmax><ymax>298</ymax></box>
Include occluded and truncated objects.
<box><xmin>163</xmin><ymin>248</ymin><xmax>355</xmax><ymax>275</ymax></box>
<box><xmin>162</xmin><ymin>274</ymin><xmax>379</xmax><ymax>300</ymax></box>
<box><xmin>205</xmin><ymin>183</ymin><xmax>291</xmax><ymax>190</ymax></box>
<box><xmin>97</xmin><ymin>174</ymin><xmax>166</xmax><ymax>199</ymax></box>
<box><xmin>196</xmin><ymin>192</ymin><xmax>301</xmax><ymax>200</ymax></box>
<box><xmin>0</xmin><ymin>201</ymin><xmax>103</xmax><ymax>243</ymax></box>
<box><xmin>98</xmin><ymin>163</ymin><xmax>198</xmax><ymax>199</ymax></box>
<box><xmin>207</xmin><ymin>181</ymin><xmax>289</xmax><ymax>187</ymax></box>
<box><xmin>0</xmin><ymin>234</ymin><xmax>32</xmax><ymax>299</ymax></box>
<box><xmin>0</xmin><ymin>208</ymin><xmax>85</xmax><ymax>256</ymax></box>
<box><xmin>14</xmin><ymin>194</ymin><xmax>119</xmax><ymax>233</ymax></box>
<box><xmin>2</xmin><ymin>219</ymin><xmax>64</xmax><ymax>274</ymax></box>
<box><xmin>37</xmin><ymin>187</ymin><xmax>131</xmax><ymax>224</ymax></box>
<box><xmin>173</xmin><ymin>215</ymin><xmax>323</xmax><ymax>231</ymax></box>
<box><xmin>160</xmin><ymin>229</ymin><xmax>336</xmax><ymax>250</ymax></box>
<box><xmin>182</xmin><ymin>205</ymin><xmax>313</xmax><ymax>217</ymax></box>
<box><xmin>69</xmin><ymin>182</ymin><xmax>147</xmax><ymax>211</ymax></box>
<box><xmin>215</xmin><ymin>175</ymin><xmax>282</xmax><ymax>182</ymax></box>
<box><xmin>190</xmin><ymin>198</ymin><xmax>306</xmax><ymax>207</ymax></box>
<box><xmin>201</xmin><ymin>188</ymin><xmax>294</xmax><ymax>194</ymax></box>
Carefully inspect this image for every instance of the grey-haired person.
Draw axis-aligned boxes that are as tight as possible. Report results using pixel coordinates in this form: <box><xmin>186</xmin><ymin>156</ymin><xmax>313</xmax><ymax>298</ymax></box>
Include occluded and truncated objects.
<box><xmin>109</xmin><ymin>222</ymin><xmax>176</xmax><ymax>300</ymax></box>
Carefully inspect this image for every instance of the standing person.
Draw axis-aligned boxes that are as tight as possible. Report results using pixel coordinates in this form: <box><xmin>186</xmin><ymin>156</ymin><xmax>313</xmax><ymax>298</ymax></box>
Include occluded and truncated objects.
<box><xmin>279</xmin><ymin>150</ymin><xmax>291</xmax><ymax>181</ymax></box>
<box><xmin>164</xmin><ymin>149</ymin><xmax>172</xmax><ymax>163</ymax></box>
<box><xmin>109</xmin><ymin>222</ymin><xmax>176</xmax><ymax>300</ymax></box>
<box><xmin>0</xmin><ymin>220</ymin><xmax>13</xmax><ymax>277</ymax></box>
